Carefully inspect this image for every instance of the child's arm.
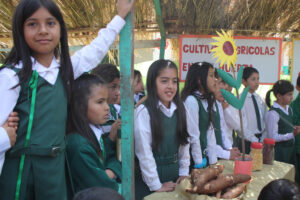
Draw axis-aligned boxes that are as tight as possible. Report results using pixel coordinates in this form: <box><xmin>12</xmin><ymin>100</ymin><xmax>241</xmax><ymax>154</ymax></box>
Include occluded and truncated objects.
<box><xmin>0</xmin><ymin>68</ymin><xmax>21</xmax><ymax>126</ymax></box>
<box><xmin>71</xmin><ymin>0</ymin><xmax>134</xmax><ymax>79</ymax></box>
<box><xmin>178</xmin><ymin>143</ymin><xmax>190</xmax><ymax>181</ymax></box>
<box><xmin>206</xmin><ymin>126</ymin><xmax>218</xmax><ymax>164</ymax></box>
<box><xmin>134</xmin><ymin>105</ymin><xmax>163</xmax><ymax>191</ymax></box>
<box><xmin>184</xmin><ymin>96</ymin><xmax>203</xmax><ymax>165</ymax></box>
<box><xmin>265</xmin><ymin>110</ymin><xmax>294</xmax><ymax>141</ymax></box>
<box><xmin>0</xmin><ymin>122</ymin><xmax>17</xmax><ymax>175</ymax></box>
<box><xmin>223</xmin><ymin>104</ymin><xmax>240</xmax><ymax>131</ymax></box>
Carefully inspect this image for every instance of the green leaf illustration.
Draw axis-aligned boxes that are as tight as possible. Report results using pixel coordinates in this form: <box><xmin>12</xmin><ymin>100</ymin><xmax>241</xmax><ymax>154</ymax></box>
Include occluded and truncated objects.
<box><xmin>221</xmin><ymin>86</ymin><xmax>249</xmax><ymax>110</ymax></box>
<box><xmin>216</xmin><ymin>66</ymin><xmax>244</xmax><ymax>90</ymax></box>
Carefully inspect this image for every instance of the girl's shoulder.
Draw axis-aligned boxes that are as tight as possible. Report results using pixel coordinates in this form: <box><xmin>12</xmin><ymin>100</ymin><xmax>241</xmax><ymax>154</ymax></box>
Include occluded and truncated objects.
<box><xmin>66</xmin><ymin>133</ymin><xmax>90</xmax><ymax>147</ymax></box>
<box><xmin>134</xmin><ymin>103</ymin><xmax>149</xmax><ymax>118</ymax></box>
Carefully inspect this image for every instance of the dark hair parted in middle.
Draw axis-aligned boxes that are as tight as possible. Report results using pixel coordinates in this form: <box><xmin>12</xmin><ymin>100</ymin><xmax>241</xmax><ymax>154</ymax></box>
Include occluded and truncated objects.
<box><xmin>181</xmin><ymin>62</ymin><xmax>216</xmax><ymax>127</ymax></box>
<box><xmin>68</xmin><ymin>73</ymin><xmax>106</xmax><ymax>154</ymax></box>
<box><xmin>145</xmin><ymin>59</ymin><xmax>189</xmax><ymax>151</ymax></box>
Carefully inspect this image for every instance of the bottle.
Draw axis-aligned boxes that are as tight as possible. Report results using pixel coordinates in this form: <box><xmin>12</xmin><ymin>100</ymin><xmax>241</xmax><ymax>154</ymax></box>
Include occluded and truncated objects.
<box><xmin>263</xmin><ymin>138</ymin><xmax>275</xmax><ymax>165</ymax></box>
<box><xmin>250</xmin><ymin>142</ymin><xmax>263</xmax><ymax>171</ymax></box>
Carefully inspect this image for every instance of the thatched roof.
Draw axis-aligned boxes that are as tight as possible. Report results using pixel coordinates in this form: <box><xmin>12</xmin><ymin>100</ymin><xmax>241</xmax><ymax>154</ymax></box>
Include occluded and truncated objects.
<box><xmin>1</xmin><ymin>0</ymin><xmax>300</xmax><ymax>52</ymax></box>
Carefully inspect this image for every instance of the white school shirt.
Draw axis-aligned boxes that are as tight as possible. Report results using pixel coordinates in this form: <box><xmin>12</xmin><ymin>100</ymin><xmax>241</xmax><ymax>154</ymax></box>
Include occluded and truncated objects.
<box><xmin>265</xmin><ymin>102</ymin><xmax>294</xmax><ymax>142</ymax></box>
<box><xmin>223</xmin><ymin>104</ymin><xmax>241</xmax><ymax>133</ymax></box>
<box><xmin>184</xmin><ymin>93</ymin><xmax>218</xmax><ymax>165</ymax></box>
<box><xmin>0</xmin><ymin>15</ymin><xmax>125</xmax><ymax>171</ymax></box>
<box><xmin>89</xmin><ymin>124</ymin><xmax>105</xmax><ymax>150</ymax></box>
<box><xmin>134</xmin><ymin>101</ymin><xmax>190</xmax><ymax>191</ymax></box>
<box><xmin>216</xmin><ymin>101</ymin><xmax>233</xmax><ymax>150</ymax></box>
<box><xmin>0</xmin><ymin>127</ymin><xmax>10</xmax><ymax>174</ymax></box>
<box><xmin>239</xmin><ymin>92</ymin><xmax>267</xmax><ymax>142</ymax></box>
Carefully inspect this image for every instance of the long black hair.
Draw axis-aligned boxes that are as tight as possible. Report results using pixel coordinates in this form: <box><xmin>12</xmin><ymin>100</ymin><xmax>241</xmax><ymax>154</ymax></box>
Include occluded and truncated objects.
<box><xmin>144</xmin><ymin>59</ymin><xmax>189</xmax><ymax>151</ymax></box>
<box><xmin>181</xmin><ymin>62</ymin><xmax>216</xmax><ymax>127</ymax></box>
<box><xmin>68</xmin><ymin>73</ymin><xmax>106</xmax><ymax>154</ymax></box>
<box><xmin>265</xmin><ymin>80</ymin><xmax>294</xmax><ymax>108</ymax></box>
<box><xmin>3</xmin><ymin>0</ymin><xmax>74</xmax><ymax>102</ymax></box>
<box><xmin>258</xmin><ymin>179</ymin><xmax>300</xmax><ymax>200</ymax></box>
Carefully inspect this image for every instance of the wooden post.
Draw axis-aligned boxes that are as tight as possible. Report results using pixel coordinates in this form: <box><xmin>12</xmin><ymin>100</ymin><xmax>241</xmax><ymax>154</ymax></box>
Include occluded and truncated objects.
<box><xmin>153</xmin><ymin>0</ymin><xmax>166</xmax><ymax>59</ymax></box>
<box><xmin>119</xmin><ymin>1</ymin><xmax>135</xmax><ymax>199</ymax></box>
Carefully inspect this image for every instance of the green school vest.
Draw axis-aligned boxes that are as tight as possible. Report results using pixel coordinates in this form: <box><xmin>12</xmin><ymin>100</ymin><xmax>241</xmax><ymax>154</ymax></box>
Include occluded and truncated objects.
<box><xmin>0</xmin><ymin>69</ymin><xmax>67</xmax><ymax>199</ymax></box>
<box><xmin>135</xmin><ymin>107</ymin><xmax>179</xmax><ymax>200</ymax></box>
<box><xmin>193</xmin><ymin>96</ymin><xmax>222</xmax><ymax>156</ymax></box>
<box><xmin>291</xmin><ymin>94</ymin><xmax>300</xmax><ymax>153</ymax></box>
<box><xmin>214</xmin><ymin>104</ymin><xmax>223</xmax><ymax>148</ymax></box>
<box><xmin>270</xmin><ymin>106</ymin><xmax>294</xmax><ymax>134</ymax></box>
<box><xmin>270</xmin><ymin>106</ymin><xmax>295</xmax><ymax>164</ymax></box>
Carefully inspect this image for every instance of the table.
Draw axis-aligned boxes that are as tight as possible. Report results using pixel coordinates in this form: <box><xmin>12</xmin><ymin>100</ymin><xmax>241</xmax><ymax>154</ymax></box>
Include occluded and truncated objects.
<box><xmin>144</xmin><ymin>160</ymin><xmax>295</xmax><ymax>200</ymax></box>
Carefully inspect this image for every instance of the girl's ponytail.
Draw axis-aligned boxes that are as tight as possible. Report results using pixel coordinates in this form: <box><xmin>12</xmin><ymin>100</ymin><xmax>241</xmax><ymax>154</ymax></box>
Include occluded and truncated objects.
<box><xmin>265</xmin><ymin>89</ymin><xmax>273</xmax><ymax>108</ymax></box>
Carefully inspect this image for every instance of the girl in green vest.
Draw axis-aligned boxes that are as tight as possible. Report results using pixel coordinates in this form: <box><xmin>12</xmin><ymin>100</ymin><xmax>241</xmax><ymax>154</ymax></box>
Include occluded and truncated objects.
<box><xmin>134</xmin><ymin>59</ymin><xmax>190</xmax><ymax>200</ymax></box>
<box><xmin>181</xmin><ymin>62</ymin><xmax>219</xmax><ymax>168</ymax></box>
<box><xmin>66</xmin><ymin>74</ymin><xmax>121</xmax><ymax>195</ymax></box>
<box><xmin>265</xmin><ymin>80</ymin><xmax>300</xmax><ymax>164</ymax></box>
<box><xmin>291</xmin><ymin>75</ymin><xmax>300</xmax><ymax>183</ymax></box>
<box><xmin>0</xmin><ymin>0</ymin><xmax>133</xmax><ymax>199</ymax></box>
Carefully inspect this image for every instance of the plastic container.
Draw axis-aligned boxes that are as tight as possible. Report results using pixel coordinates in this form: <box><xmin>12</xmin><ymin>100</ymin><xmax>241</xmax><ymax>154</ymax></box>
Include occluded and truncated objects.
<box><xmin>234</xmin><ymin>156</ymin><xmax>253</xmax><ymax>179</ymax></box>
<box><xmin>250</xmin><ymin>142</ymin><xmax>263</xmax><ymax>171</ymax></box>
<box><xmin>263</xmin><ymin>138</ymin><xmax>275</xmax><ymax>165</ymax></box>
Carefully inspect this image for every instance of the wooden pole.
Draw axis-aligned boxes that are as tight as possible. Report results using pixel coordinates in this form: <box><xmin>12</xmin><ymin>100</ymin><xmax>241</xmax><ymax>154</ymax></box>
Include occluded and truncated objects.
<box><xmin>119</xmin><ymin>1</ymin><xmax>135</xmax><ymax>199</ymax></box>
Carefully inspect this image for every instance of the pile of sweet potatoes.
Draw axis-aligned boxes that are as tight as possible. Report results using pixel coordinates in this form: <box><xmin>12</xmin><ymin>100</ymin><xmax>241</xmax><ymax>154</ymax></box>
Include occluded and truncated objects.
<box><xmin>186</xmin><ymin>165</ymin><xmax>251</xmax><ymax>199</ymax></box>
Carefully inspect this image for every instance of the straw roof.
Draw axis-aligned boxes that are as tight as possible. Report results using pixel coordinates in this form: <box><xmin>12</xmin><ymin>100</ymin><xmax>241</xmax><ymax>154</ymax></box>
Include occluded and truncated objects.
<box><xmin>1</xmin><ymin>0</ymin><xmax>300</xmax><ymax>57</ymax></box>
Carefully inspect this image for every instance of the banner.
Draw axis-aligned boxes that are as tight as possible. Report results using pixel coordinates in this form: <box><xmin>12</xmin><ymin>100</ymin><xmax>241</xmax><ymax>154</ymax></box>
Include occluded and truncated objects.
<box><xmin>291</xmin><ymin>39</ymin><xmax>300</xmax><ymax>97</ymax></box>
<box><xmin>179</xmin><ymin>35</ymin><xmax>282</xmax><ymax>84</ymax></box>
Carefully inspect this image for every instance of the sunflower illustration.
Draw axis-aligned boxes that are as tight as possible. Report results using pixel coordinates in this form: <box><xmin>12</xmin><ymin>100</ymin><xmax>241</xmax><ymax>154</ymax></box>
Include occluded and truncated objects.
<box><xmin>211</xmin><ymin>30</ymin><xmax>237</xmax><ymax>69</ymax></box>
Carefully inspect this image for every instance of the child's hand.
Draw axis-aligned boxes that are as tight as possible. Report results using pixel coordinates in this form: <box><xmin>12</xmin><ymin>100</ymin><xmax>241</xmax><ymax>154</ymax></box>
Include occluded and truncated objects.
<box><xmin>105</xmin><ymin>169</ymin><xmax>116</xmax><ymax>179</ymax></box>
<box><xmin>2</xmin><ymin>121</ymin><xmax>17</xmax><ymax>147</ymax></box>
<box><xmin>109</xmin><ymin>119</ymin><xmax>121</xmax><ymax>141</ymax></box>
<box><xmin>7</xmin><ymin>112</ymin><xmax>19</xmax><ymax>129</ymax></box>
<box><xmin>117</xmin><ymin>0</ymin><xmax>134</xmax><ymax>19</ymax></box>
<box><xmin>293</xmin><ymin>126</ymin><xmax>300</xmax><ymax>136</ymax></box>
<box><xmin>156</xmin><ymin>181</ymin><xmax>176</xmax><ymax>192</ymax></box>
<box><xmin>229</xmin><ymin>147</ymin><xmax>241</xmax><ymax>160</ymax></box>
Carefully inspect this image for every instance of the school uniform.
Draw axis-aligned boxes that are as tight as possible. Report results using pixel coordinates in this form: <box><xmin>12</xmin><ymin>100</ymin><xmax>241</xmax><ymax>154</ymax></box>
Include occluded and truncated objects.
<box><xmin>0</xmin><ymin>127</ymin><xmax>11</xmax><ymax>175</ymax></box>
<box><xmin>184</xmin><ymin>92</ymin><xmax>218</xmax><ymax>166</ymax></box>
<box><xmin>66</xmin><ymin>125</ymin><xmax>120</xmax><ymax>194</ymax></box>
<box><xmin>238</xmin><ymin>92</ymin><xmax>267</xmax><ymax>154</ymax></box>
<box><xmin>215</xmin><ymin>101</ymin><xmax>233</xmax><ymax>159</ymax></box>
<box><xmin>265</xmin><ymin>102</ymin><xmax>295</xmax><ymax>164</ymax></box>
<box><xmin>134</xmin><ymin>101</ymin><xmax>190</xmax><ymax>200</ymax></box>
<box><xmin>0</xmin><ymin>15</ymin><xmax>125</xmax><ymax>200</ymax></box>
<box><xmin>291</xmin><ymin>94</ymin><xmax>300</xmax><ymax>183</ymax></box>
<box><xmin>100</xmin><ymin>104</ymin><xmax>122</xmax><ymax>176</ymax></box>
<box><xmin>223</xmin><ymin>104</ymin><xmax>240</xmax><ymax>147</ymax></box>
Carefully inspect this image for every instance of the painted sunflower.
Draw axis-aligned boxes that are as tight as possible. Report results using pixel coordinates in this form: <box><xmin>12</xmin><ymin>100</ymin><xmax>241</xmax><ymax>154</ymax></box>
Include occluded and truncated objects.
<box><xmin>211</xmin><ymin>30</ymin><xmax>237</xmax><ymax>69</ymax></box>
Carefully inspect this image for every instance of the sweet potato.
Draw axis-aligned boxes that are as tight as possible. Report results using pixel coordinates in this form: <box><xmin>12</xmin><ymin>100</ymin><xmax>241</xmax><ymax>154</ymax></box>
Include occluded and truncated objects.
<box><xmin>198</xmin><ymin>174</ymin><xmax>250</xmax><ymax>194</ymax></box>
<box><xmin>186</xmin><ymin>165</ymin><xmax>224</xmax><ymax>193</ymax></box>
<box><xmin>221</xmin><ymin>183</ymin><xmax>247</xmax><ymax>199</ymax></box>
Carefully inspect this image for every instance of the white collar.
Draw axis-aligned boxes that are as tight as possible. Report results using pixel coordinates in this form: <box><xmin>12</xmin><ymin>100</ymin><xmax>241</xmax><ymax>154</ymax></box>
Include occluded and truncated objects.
<box><xmin>15</xmin><ymin>56</ymin><xmax>60</xmax><ymax>71</ymax></box>
<box><xmin>89</xmin><ymin>124</ymin><xmax>104</xmax><ymax>142</ymax></box>
<box><xmin>157</xmin><ymin>100</ymin><xmax>177</xmax><ymax>117</ymax></box>
<box><xmin>194</xmin><ymin>91</ymin><xmax>216</xmax><ymax>112</ymax></box>
<box><xmin>273</xmin><ymin>101</ymin><xmax>289</xmax><ymax>114</ymax></box>
<box><xmin>247</xmin><ymin>92</ymin><xmax>257</xmax><ymax>98</ymax></box>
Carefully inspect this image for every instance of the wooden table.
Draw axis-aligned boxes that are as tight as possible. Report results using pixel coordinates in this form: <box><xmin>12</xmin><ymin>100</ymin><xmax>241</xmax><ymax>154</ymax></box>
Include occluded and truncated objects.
<box><xmin>144</xmin><ymin>160</ymin><xmax>295</xmax><ymax>200</ymax></box>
